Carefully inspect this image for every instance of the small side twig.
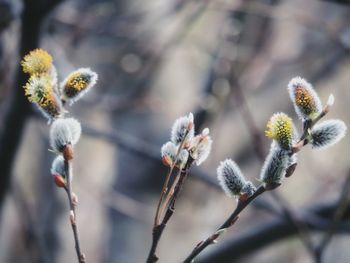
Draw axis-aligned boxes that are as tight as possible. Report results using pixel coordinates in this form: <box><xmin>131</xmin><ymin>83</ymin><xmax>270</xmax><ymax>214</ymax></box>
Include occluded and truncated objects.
<box><xmin>154</xmin><ymin>132</ymin><xmax>189</xmax><ymax>227</ymax></box>
<box><xmin>146</xmin><ymin>157</ymin><xmax>194</xmax><ymax>263</ymax></box>
<box><xmin>292</xmin><ymin>102</ymin><xmax>331</xmax><ymax>154</ymax></box>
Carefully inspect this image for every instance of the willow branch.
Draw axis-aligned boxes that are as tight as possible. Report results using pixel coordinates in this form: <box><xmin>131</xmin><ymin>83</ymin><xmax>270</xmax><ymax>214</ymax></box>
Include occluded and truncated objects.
<box><xmin>230</xmin><ymin>69</ymin><xmax>316</xmax><ymax>255</ymax></box>
<box><xmin>146</xmin><ymin>157</ymin><xmax>194</xmax><ymax>263</ymax></box>
<box><xmin>292</xmin><ymin>103</ymin><xmax>331</xmax><ymax>153</ymax></box>
<box><xmin>63</xmin><ymin>145</ymin><xmax>85</xmax><ymax>263</ymax></box>
<box><xmin>154</xmin><ymin>131</ymin><xmax>189</xmax><ymax>226</ymax></box>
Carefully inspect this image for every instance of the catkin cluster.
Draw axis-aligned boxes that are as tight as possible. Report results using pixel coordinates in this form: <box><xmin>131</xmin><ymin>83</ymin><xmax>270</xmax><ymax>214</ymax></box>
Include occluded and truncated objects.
<box><xmin>217</xmin><ymin>76</ymin><xmax>346</xmax><ymax>198</ymax></box>
<box><xmin>21</xmin><ymin>48</ymin><xmax>98</xmax><ymax>188</ymax></box>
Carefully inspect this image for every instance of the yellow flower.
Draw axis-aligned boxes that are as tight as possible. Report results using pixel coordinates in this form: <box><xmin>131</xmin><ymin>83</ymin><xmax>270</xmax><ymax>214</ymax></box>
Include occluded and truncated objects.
<box><xmin>24</xmin><ymin>74</ymin><xmax>52</xmax><ymax>105</ymax></box>
<box><xmin>24</xmin><ymin>74</ymin><xmax>62</xmax><ymax>119</ymax></box>
<box><xmin>265</xmin><ymin>113</ymin><xmax>294</xmax><ymax>150</ymax></box>
<box><xmin>21</xmin><ymin>49</ymin><xmax>53</xmax><ymax>75</ymax></box>
<box><xmin>288</xmin><ymin>77</ymin><xmax>322</xmax><ymax>120</ymax></box>
<box><xmin>60</xmin><ymin>68</ymin><xmax>98</xmax><ymax>104</ymax></box>
<box><xmin>66</xmin><ymin>72</ymin><xmax>89</xmax><ymax>92</ymax></box>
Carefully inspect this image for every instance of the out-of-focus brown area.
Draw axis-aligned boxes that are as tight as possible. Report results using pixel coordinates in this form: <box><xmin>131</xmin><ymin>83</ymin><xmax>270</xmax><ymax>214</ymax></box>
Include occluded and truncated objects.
<box><xmin>0</xmin><ymin>0</ymin><xmax>350</xmax><ymax>262</ymax></box>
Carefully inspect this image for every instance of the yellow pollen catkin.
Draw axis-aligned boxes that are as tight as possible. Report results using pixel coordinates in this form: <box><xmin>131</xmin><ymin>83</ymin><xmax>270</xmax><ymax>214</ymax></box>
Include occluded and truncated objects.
<box><xmin>21</xmin><ymin>49</ymin><xmax>53</xmax><ymax>75</ymax></box>
<box><xmin>265</xmin><ymin>113</ymin><xmax>293</xmax><ymax>150</ymax></box>
<box><xmin>23</xmin><ymin>74</ymin><xmax>54</xmax><ymax>106</ymax></box>
<box><xmin>295</xmin><ymin>86</ymin><xmax>316</xmax><ymax>115</ymax></box>
<box><xmin>66</xmin><ymin>73</ymin><xmax>89</xmax><ymax>92</ymax></box>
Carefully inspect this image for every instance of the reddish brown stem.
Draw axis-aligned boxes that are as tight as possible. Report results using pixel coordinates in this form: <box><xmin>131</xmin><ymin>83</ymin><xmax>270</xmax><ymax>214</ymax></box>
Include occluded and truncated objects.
<box><xmin>146</xmin><ymin>157</ymin><xmax>194</xmax><ymax>263</ymax></box>
<box><xmin>64</xmin><ymin>146</ymin><xmax>86</xmax><ymax>263</ymax></box>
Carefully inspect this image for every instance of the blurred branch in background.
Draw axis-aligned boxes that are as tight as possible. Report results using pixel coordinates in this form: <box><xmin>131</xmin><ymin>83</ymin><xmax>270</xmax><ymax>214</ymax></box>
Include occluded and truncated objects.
<box><xmin>315</xmin><ymin>172</ymin><xmax>350</xmax><ymax>262</ymax></box>
<box><xmin>0</xmin><ymin>0</ymin><xmax>63</xmax><ymax>215</ymax></box>
<box><xmin>198</xmin><ymin>199</ymin><xmax>350</xmax><ymax>263</ymax></box>
<box><xmin>12</xmin><ymin>178</ymin><xmax>51</xmax><ymax>263</ymax></box>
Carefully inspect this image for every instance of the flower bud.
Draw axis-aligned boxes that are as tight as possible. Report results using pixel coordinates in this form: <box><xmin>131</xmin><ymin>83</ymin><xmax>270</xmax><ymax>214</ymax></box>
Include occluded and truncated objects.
<box><xmin>310</xmin><ymin>119</ymin><xmax>347</xmax><ymax>149</ymax></box>
<box><xmin>260</xmin><ymin>143</ymin><xmax>289</xmax><ymax>185</ymax></box>
<box><xmin>21</xmin><ymin>49</ymin><xmax>53</xmax><ymax>75</ymax></box>
<box><xmin>288</xmin><ymin>77</ymin><xmax>322</xmax><ymax>120</ymax></box>
<box><xmin>265</xmin><ymin>112</ymin><xmax>294</xmax><ymax>150</ymax></box>
<box><xmin>161</xmin><ymin>141</ymin><xmax>177</xmax><ymax>167</ymax></box>
<box><xmin>63</xmin><ymin>118</ymin><xmax>82</xmax><ymax>145</ymax></box>
<box><xmin>170</xmin><ymin>113</ymin><xmax>195</xmax><ymax>145</ymax></box>
<box><xmin>177</xmin><ymin>149</ymin><xmax>189</xmax><ymax>168</ymax></box>
<box><xmin>217</xmin><ymin>159</ymin><xmax>246</xmax><ymax>197</ymax></box>
<box><xmin>51</xmin><ymin>155</ymin><xmax>66</xmax><ymax>188</ymax></box>
<box><xmin>50</xmin><ymin>118</ymin><xmax>81</xmax><ymax>153</ymax></box>
<box><xmin>189</xmin><ymin>128</ymin><xmax>212</xmax><ymax>166</ymax></box>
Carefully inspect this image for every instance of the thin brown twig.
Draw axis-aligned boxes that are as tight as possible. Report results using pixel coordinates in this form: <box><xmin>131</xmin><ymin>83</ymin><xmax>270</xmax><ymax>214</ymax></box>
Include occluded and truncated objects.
<box><xmin>146</xmin><ymin>157</ymin><xmax>194</xmax><ymax>263</ymax></box>
<box><xmin>160</xmin><ymin>168</ymin><xmax>182</xmax><ymax>220</ymax></box>
<box><xmin>292</xmin><ymin>104</ymin><xmax>331</xmax><ymax>154</ymax></box>
<box><xmin>229</xmin><ymin>69</ymin><xmax>322</xmax><ymax>258</ymax></box>
<box><xmin>154</xmin><ymin>130</ymin><xmax>190</xmax><ymax>226</ymax></box>
<box><xmin>63</xmin><ymin>145</ymin><xmax>85</xmax><ymax>263</ymax></box>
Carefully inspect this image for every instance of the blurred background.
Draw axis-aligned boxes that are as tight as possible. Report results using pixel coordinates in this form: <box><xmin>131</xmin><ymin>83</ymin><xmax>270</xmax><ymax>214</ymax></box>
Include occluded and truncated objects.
<box><xmin>0</xmin><ymin>0</ymin><xmax>350</xmax><ymax>262</ymax></box>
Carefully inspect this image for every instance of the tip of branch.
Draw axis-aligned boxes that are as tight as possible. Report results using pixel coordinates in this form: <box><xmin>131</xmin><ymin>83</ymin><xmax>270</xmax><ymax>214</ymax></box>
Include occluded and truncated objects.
<box><xmin>327</xmin><ymin>93</ymin><xmax>335</xmax><ymax>107</ymax></box>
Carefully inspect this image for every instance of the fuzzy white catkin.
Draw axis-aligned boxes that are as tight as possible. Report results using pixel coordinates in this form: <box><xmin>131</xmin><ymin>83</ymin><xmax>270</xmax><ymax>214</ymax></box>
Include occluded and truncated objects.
<box><xmin>161</xmin><ymin>141</ymin><xmax>177</xmax><ymax>161</ymax></box>
<box><xmin>260</xmin><ymin>144</ymin><xmax>289</xmax><ymax>184</ymax></box>
<box><xmin>194</xmin><ymin>135</ymin><xmax>212</xmax><ymax>166</ymax></box>
<box><xmin>177</xmin><ymin>149</ymin><xmax>189</xmax><ymax>167</ymax></box>
<box><xmin>287</xmin><ymin>77</ymin><xmax>322</xmax><ymax>120</ymax></box>
<box><xmin>217</xmin><ymin>159</ymin><xmax>246</xmax><ymax>197</ymax></box>
<box><xmin>170</xmin><ymin>113</ymin><xmax>194</xmax><ymax>145</ymax></box>
<box><xmin>311</xmin><ymin>119</ymin><xmax>347</xmax><ymax>149</ymax></box>
<box><xmin>63</xmin><ymin>118</ymin><xmax>82</xmax><ymax>145</ymax></box>
<box><xmin>50</xmin><ymin>118</ymin><xmax>81</xmax><ymax>152</ymax></box>
<box><xmin>51</xmin><ymin>155</ymin><xmax>66</xmax><ymax>177</ymax></box>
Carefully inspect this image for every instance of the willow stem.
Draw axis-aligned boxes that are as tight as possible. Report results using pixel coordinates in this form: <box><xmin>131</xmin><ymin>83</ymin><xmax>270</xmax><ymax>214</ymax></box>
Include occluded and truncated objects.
<box><xmin>146</xmin><ymin>157</ymin><xmax>194</xmax><ymax>263</ymax></box>
<box><xmin>64</xmin><ymin>146</ymin><xmax>86</xmax><ymax>263</ymax></box>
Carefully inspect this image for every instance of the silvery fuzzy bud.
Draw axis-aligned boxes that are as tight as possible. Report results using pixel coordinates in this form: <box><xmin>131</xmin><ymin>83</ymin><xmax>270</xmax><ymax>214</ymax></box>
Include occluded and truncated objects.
<box><xmin>288</xmin><ymin>77</ymin><xmax>322</xmax><ymax>120</ymax></box>
<box><xmin>260</xmin><ymin>143</ymin><xmax>289</xmax><ymax>185</ymax></box>
<box><xmin>170</xmin><ymin>113</ymin><xmax>194</xmax><ymax>145</ymax></box>
<box><xmin>177</xmin><ymin>149</ymin><xmax>189</xmax><ymax>168</ymax></box>
<box><xmin>161</xmin><ymin>141</ymin><xmax>177</xmax><ymax>167</ymax></box>
<box><xmin>63</xmin><ymin>118</ymin><xmax>82</xmax><ymax>145</ymax></box>
<box><xmin>217</xmin><ymin>159</ymin><xmax>246</xmax><ymax>197</ymax></box>
<box><xmin>50</xmin><ymin>118</ymin><xmax>82</xmax><ymax>152</ymax></box>
<box><xmin>189</xmin><ymin>128</ymin><xmax>212</xmax><ymax>166</ymax></box>
<box><xmin>310</xmin><ymin>119</ymin><xmax>347</xmax><ymax>149</ymax></box>
<box><xmin>51</xmin><ymin>155</ymin><xmax>66</xmax><ymax>188</ymax></box>
<box><xmin>51</xmin><ymin>155</ymin><xmax>66</xmax><ymax>177</ymax></box>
